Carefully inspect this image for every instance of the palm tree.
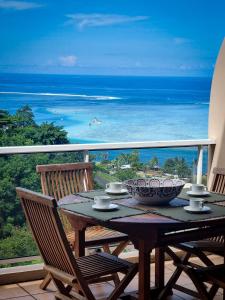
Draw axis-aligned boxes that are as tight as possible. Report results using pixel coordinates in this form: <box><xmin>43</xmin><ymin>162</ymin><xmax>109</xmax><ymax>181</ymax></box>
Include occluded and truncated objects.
<box><xmin>0</xmin><ymin>110</ymin><xmax>11</xmax><ymax>129</ymax></box>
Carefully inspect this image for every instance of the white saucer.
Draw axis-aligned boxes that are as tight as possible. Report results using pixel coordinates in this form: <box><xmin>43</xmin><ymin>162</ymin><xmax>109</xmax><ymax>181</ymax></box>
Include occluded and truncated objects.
<box><xmin>184</xmin><ymin>205</ymin><xmax>211</xmax><ymax>214</ymax></box>
<box><xmin>105</xmin><ymin>188</ymin><xmax>128</xmax><ymax>195</ymax></box>
<box><xmin>186</xmin><ymin>191</ymin><xmax>210</xmax><ymax>197</ymax></box>
<box><xmin>92</xmin><ymin>204</ymin><xmax>119</xmax><ymax>211</ymax></box>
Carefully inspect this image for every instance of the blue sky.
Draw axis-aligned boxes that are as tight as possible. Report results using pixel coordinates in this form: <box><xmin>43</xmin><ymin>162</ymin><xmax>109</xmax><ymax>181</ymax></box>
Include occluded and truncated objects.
<box><xmin>0</xmin><ymin>0</ymin><xmax>224</xmax><ymax>76</ymax></box>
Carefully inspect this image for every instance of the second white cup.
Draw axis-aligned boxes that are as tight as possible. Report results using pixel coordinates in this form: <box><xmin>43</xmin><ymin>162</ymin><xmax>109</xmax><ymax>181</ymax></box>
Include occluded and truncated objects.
<box><xmin>191</xmin><ymin>184</ymin><xmax>206</xmax><ymax>194</ymax></box>
<box><xmin>189</xmin><ymin>198</ymin><xmax>204</xmax><ymax>211</ymax></box>
<box><xmin>94</xmin><ymin>196</ymin><xmax>111</xmax><ymax>208</ymax></box>
<box><xmin>106</xmin><ymin>182</ymin><xmax>123</xmax><ymax>192</ymax></box>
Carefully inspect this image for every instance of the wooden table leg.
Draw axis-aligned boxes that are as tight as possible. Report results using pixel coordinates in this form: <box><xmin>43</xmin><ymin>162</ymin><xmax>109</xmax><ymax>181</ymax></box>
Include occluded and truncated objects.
<box><xmin>155</xmin><ymin>247</ymin><xmax>165</xmax><ymax>289</ymax></box>
<box><xmin>74</xmin><ymin>228</ymin><xmax>85</xmax><ymax>257</ymax></box>
<box><xmin>138</xmin><ymin>240</ymin><xmax>152</xmax><ymax>300</ymax></box>
<box><xmin>223</xmin><ymin>234</ymin><xmax>225</xmax><ymax>300</ymax></box>
<box><xmin>63</xmin><ymin>212</ymin><xmax>87</xmax><ymax>258</ymax></box>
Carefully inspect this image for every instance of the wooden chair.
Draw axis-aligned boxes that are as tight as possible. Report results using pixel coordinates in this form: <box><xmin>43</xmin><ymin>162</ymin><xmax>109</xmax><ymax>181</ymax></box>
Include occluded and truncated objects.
<box><xmin>161</xmin><ymin>167</ymin><xmax>225</xmax><ymax>298</ymax></box>
<box><xmin>17</xmin><ymin>187</ymin><xmax>138</xmax><ymax>300</ymax></box>
<box><xmin>36</xmin><ymin>162</ymin><xmax>129</xmax><ymax>289</ymax></box>
<box><xmin>160</xmin><ymin>262</ymin><xmax>225</xmax><ymax>300</ymax></box>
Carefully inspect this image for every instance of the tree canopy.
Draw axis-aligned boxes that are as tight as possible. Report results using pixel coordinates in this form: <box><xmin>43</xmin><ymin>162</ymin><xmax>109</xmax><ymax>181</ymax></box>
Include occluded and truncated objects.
<box><xmin>163</xmin><ymin>157</ymin><xmax>191</xmax><ymax>178</ymax></box>
<box><xmin>0</xmin><ymin>105</ymin><xmax>81</xmax><ymax>239</ymax></box>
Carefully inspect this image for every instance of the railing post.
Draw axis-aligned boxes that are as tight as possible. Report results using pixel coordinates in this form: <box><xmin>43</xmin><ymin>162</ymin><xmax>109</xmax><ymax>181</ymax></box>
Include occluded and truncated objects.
<box><xmin>208</xmin><ymin>144</ymin><xmax>216</xmax><ymax>177</ymax></box>
<box><xmin>83</xmin><ymin>150</ymin><xmax>89</xmax><ymax>162</ymax></box>
<box><xmin>197</xmin><ymin>145</ymin><xmax>203</xmax><ymax>184</ymax></box>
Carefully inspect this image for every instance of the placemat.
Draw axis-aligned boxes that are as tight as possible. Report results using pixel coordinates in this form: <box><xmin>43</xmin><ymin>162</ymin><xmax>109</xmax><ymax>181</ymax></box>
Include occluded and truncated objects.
<box><xmin>58</xmin><ymin>195</ymin><xmax>91</xmax><ymax>205</ymax></box>
<box><xmin>77</xmin><ymin>190</ymin><xmax>131</xmax><ymax>201</ymax></box>
<box><xmin>61</xmin><ymin>202</ymin><xmax>144</xmax><ymax>222</ymax></box>
<box><xmin>178</xmin><ymin>188</ymin><xmax>225</xmax><ymax>203</ymax></box>
<box><xmin>152</xmin><ymin>203</ymin><xmax>225</xmax><ymax>222</ymax></box>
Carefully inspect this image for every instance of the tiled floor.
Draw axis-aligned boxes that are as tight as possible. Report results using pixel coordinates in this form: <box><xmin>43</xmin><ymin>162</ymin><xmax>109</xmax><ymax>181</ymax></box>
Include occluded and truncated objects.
<box><xmin>0</xmin><ymin>255</ymin><xmax>224</xmax><ymax>300</ymax></box>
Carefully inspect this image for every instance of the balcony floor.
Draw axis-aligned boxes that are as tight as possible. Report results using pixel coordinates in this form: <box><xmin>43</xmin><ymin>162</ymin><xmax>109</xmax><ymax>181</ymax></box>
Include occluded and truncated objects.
<box><xmin>0</xmin><ymin>255</ymin><xmax>224</xmax><ymax>300</ymax></box>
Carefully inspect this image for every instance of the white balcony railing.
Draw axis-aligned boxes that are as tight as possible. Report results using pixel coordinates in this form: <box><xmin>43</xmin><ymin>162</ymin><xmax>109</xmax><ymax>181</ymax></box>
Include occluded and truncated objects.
<box><xmin>0</xmin><ymin>138</ymin><xmax>216</xmax><ymax>184</ymax></box>
<box><xmin>0</xmin><ymin>138</ymin><xmax>215</xmax><ymax>154</ymax></box>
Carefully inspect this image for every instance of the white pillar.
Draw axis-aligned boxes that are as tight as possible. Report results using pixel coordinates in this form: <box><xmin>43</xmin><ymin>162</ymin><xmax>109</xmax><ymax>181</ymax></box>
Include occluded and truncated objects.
<box><xmin>197</xmin><ymin>145</ymin><xmax>203</xmax><ymax>184</ymax></box>
<box><xmin>83</xmin><ymin>150</ymin><xmax>89</xmax><ymax>162</ymax></box>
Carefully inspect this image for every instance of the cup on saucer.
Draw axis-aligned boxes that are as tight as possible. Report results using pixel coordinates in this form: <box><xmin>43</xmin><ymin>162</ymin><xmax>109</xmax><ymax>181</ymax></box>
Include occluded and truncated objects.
<box><xmin>94</xmin><ymin>196</ymin><xmax>111</xmax><ymax>209</ymax></box>
<box><xmin>189</xmin><ymin>198</ymin><xmax>204</xmax><ymax>211</ymax></box>
<box><xmin>106</xmin><ymin>182</ymin><xmax>123</xmax><ymax>193</ymax></box>
<box><xmin>191</xmin><ymin>184</ymin><xmax>206</xmax><ymax>194</ymax></box>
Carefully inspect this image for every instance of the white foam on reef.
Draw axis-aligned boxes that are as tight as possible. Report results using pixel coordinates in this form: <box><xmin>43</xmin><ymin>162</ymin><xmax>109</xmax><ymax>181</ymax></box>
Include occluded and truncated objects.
<box><xmin>0</xmin><ymin>91</ymin><xmax>121</xmax><ymax>100</ymax></box>
<box><xmin>195</xmin><ymin>101</ymin><xmax>210</xmax><ymax>105</ymax></box>
<box><xmin>47</xmin><ymin>107</ymin><xmax>87</xmax><ymax>114</ymax></box>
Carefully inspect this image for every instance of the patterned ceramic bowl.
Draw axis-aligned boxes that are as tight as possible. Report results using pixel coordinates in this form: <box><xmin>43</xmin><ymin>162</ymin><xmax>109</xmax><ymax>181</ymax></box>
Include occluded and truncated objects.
<box><xmin>124</xmin><ymin>178</ymin><xmax>185</xmax><ymax>205</ymax></box>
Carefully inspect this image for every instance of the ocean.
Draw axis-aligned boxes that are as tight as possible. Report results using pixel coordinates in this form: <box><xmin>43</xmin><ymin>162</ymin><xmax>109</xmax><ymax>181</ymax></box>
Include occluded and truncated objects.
<box><xmin>0</xmin><ymin>73</ymin><xmax>211</xmax><ymax>170</ymax></box>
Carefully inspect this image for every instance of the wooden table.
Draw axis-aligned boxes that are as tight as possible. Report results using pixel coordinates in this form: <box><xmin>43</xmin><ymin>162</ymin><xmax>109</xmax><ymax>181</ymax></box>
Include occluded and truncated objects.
<box><xmin>60</xmin><ymin>195</ymin><xmax>225</xmax><ymax>300</ymax></box>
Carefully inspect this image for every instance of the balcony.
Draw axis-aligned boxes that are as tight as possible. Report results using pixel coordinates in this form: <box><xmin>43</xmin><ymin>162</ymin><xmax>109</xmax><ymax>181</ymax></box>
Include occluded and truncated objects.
<box><xmin>0</xmin><ymin>138</ymin><xmax>217</xmax><ymax>283</ymax></box>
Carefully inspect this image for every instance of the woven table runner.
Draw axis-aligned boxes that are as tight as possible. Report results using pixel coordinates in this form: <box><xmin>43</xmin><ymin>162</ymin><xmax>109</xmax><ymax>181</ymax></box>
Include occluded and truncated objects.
<box><xmin>61</xmin><ymin>202</ymin><xmax>144</xmax><ymax>222</ymax></box>
<box><xmin>77</xmin><ymin>190</ymin><xmax>131</xmax><ymax>201</ymax></box>
<box><xmin>113</xmin><ymin>197</ymin><xmax>189</xmax><ymax>211</ymax></box>
<box><xmin>152</xmin><ymin>203</ymin><xmax>225</xmax><ymax>222</ymax></box>
<box><xmin>178</xmin><ymin>188</ymin><xmax>225</xmax><ymax>203</ymax></box>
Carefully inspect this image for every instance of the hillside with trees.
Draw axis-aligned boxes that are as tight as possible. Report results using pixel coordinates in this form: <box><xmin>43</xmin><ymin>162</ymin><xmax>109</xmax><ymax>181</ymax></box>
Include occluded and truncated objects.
<box><xmin>0</xmin><ymin>106</ymin><xmax>82</xmax><ymax>261</ymax></box>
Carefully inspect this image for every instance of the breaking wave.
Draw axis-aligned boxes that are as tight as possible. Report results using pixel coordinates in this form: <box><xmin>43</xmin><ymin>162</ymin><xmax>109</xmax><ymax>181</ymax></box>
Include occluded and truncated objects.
<box><xmin>0</xmin><ymin>91</ymin><xmax>121</xmax><ymax>100</ymax></box>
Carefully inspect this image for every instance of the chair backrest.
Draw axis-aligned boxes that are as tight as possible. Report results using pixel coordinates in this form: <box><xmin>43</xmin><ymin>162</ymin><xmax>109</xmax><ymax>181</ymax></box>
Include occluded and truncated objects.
<box><xmin>16</xmin><ymin>187</ymin><xmax>78</xmax><ymax>276</ymax></box>
<box><xmin>36</xmin><ymin>162</ymin><xmax>93</xmax><ymax>200</ymax></box>
<box><xmin>210</xmin><ymin>167</ymin><xmax>225</xmax><ymax>244</ymax></box>
<box><xmin>211</xmin><ymin>168</ymin><xmax>225</xmax><ymax>194</ymax></box>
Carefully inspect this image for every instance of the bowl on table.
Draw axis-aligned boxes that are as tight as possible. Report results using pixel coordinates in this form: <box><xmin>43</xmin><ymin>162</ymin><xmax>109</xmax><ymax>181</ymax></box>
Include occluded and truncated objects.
<box><xmin>124</xmin><ymin>178</ymin><xmax>185</xmax><ymax>205</ymax></box>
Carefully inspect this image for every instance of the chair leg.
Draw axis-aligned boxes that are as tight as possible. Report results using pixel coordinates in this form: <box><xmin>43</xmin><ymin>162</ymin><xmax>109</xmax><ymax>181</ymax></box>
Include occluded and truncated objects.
<box><xmin>208</xmin><ymin>284</ymin><xmax>219</xmax><ymax>299</ymax></box>
<box><xmin>112</xmin><ymin>241</ymin><xmax>130</xmax><ymax>256</ymax></box>
<box><xmin>102</xmin><ymin>242</ymin><xmax>128</xmax><ymax>286</ymax></box>
<box><xmin>223</xmin><ymin>290</ymin><xmax>225</xmax><ymax>300</ymax></box>
<box><xmin>193</xmin><ymin>250</ymin><xmax>215</xmax><ymax>267</ymax></box>
<box><xmin>40</xmin><ymin>273</ymin><xmax>52</xmax><ymax>290</ymax></box>
<box><xmin>112</xmin><ymin>273</ymin><xmax>121</xmax><ymax>287</ymax></box>
<box><xmin>103</xmin><ymin>244</ymin><xmax>111</xmax><ymax>253</ymax></box>
<box><xmin>158</xmin><ymin>265</ymin><xmax>184</xmax><ymax>299</ymax></box>
<box><xmin>158</xmin><ymin>250</ymin><xmax>192</xmax><ymax>299</ymax></box>
<box><xmin>108</xmin><ymin>265</ymin><xmax>138</xmax><ymax>300</ymax></box>
<box><xmin>52</xmin><ymin>277</ymin><xmax>72</xmax><ymax>299</ymax></box>
<box><xmin>185</xmin><ymin>269</ymin><xmax>211</xmax><ymax>300</ymax></box>
<box><xmin>103</xmin><ymin>241</ymin><xmax>129</xmax><ymax>257</ymax></box>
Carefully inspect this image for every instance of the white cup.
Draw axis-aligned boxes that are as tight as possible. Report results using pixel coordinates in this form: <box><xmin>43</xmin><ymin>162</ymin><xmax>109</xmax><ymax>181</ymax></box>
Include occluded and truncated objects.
<box><xmin>94</xmin><ymin>196</ymin><xmax>111</xmax><ymax>208</ymax></box>
<box><xmin>191</xmin><ymin>184</ymin><xmax>206</xmax><ymax>194</ymax></box>
<box><xmin>106</xmin><ymin>182</ymin><xmax>123</xmax><ymax>192</ymax></box>
<box><xmin>189</xmin><ymin>198</ymin><xmax>204</xmax><ymax>211</ymax></box>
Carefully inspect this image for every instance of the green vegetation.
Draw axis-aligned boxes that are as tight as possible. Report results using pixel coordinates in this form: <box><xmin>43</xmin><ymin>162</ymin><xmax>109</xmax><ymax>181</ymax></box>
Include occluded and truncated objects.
<box><xmin>0</xmin><ymin>106</ymin><xmax>82</xmax><ymax>261</ymax></box>
<box><xmin>163</xmin><ymin>157</ymin><xmax>192</xmax><ymax>178</ymax></box>
<box><xmin>148</xmin><ymin>156</ymin><xmax>159</xmax><ymax>169</ymax></box>
<box><xmin>114</xmin><ymin>150</ymin><xmax>143</xmax><ymax>171</ymax></box>
<box><xmin>0</xmin><ymin>227</ymin><xmax>38</xmax><ymax>259</ymax></box>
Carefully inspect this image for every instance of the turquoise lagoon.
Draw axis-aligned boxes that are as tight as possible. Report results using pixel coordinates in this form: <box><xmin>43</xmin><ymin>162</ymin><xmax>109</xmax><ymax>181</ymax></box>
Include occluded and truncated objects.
<box><xmin>0</xmin><ymin>73</ymin><xmax>211</xmax><ymax>169</ymax></box>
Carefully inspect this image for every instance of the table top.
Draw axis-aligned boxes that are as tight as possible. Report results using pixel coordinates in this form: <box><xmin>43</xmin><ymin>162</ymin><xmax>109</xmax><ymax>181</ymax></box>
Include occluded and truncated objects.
<box><xmin>60</xmin><ymin>191</ymin><xmax>225</xmax><ymax>234</ymax></box>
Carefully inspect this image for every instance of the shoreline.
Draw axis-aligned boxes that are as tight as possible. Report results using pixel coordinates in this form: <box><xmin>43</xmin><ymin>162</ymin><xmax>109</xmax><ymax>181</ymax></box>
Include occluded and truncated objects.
<box><xmin>70</xmin><ymin>138</ymin><xmax>208</xmax><ymax>173</ymax></box>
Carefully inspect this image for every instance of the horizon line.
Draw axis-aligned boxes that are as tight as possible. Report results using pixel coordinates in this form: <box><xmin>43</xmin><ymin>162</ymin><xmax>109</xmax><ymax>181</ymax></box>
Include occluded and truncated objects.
<box><xmin>0</xmin><ymin>71</ymin><xmax>212</xmax><ymax>79</ymax></box>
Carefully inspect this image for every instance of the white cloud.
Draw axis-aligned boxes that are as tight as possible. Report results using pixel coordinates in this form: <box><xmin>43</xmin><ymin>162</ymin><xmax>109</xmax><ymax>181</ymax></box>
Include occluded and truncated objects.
<box><xmin>173</xmin><ymin>37</ymin><xmax>191</xmax><ymax>45</ymax></box>
<box><xmin>59</xmin><ymin>55</ymin><xmax>78</xmax><ymax>67</ymax></box>
<box><xmin>0</xmin><ymin>0</ymin><xmax>42</xmax><ymax>10</ymax></box>
<box><xmin>66</xmin><ymin>13</ymin><xmax>149</xmax><ymax>30</ymax></box>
